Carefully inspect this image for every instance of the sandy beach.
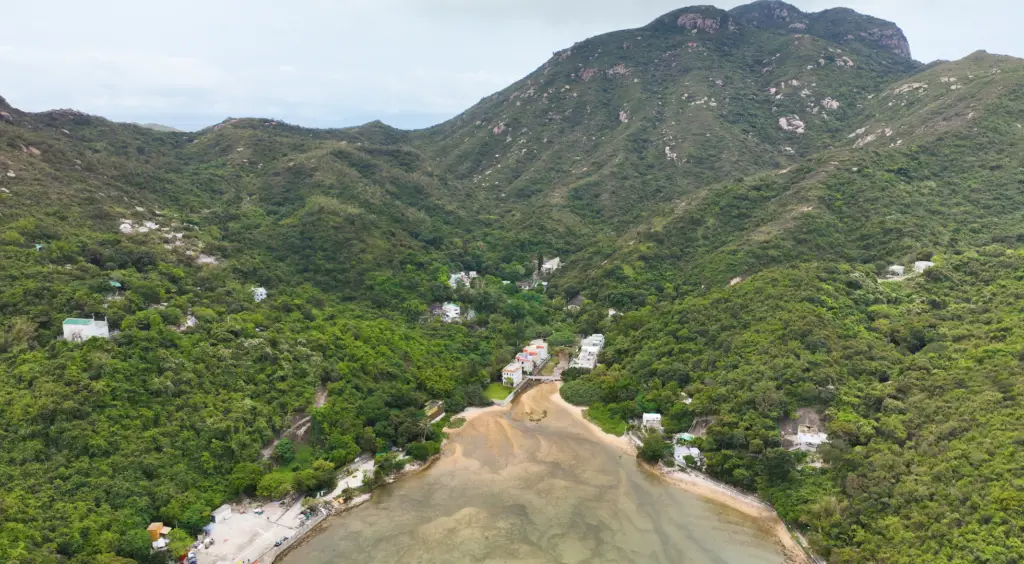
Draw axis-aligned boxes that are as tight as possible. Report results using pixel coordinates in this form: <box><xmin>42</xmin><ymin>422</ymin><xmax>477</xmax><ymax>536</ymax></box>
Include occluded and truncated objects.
<box><xmin>657</xmin><ymin>469</ymin><xmax>810</xmax><ymax>564</ymax></box>
<box><xmin>549</xmin><ymin>384</ymin><xmax>811</xmax><ymax>564</ymax></box>
<box><xmin>547</xmin><ymin>385</ymin><xmax>637</xmax><ymax>455</ymax></box>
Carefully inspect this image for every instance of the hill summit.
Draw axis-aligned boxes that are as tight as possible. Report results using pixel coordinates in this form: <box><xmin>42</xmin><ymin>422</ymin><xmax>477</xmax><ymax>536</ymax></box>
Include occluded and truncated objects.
<box><xmin>1</xmin><ymin>2</ymin><xmax>1024</xmax><ymax>564</ymax></box>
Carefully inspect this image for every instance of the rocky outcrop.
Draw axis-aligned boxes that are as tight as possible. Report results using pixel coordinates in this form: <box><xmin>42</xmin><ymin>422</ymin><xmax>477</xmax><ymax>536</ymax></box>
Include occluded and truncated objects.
<box><xmin>677</xmin><ymin>13</ymin><xmax>721</xmax><ymax>33</ymax></box>
<box><xmin>0</xmin><ymin>111</ymin><xmax>12</xmax><ymax>124</ymax></box>
<box><xmin>779</xmin><ymin>115</ymin><xmax>806</xmax><ymax>134</ymax></box>
<box><xmin>859</xmin><ymin>28</ymin><xmax>912</xmax><ymax>58</ymax></box>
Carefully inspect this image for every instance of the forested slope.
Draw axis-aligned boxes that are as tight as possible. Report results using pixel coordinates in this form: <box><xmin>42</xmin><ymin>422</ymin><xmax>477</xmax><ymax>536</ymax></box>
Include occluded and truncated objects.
<box><xmin>1</xmin><ymin>1</ymin><xmax>1023</xmax><ymax>563</ymax></box>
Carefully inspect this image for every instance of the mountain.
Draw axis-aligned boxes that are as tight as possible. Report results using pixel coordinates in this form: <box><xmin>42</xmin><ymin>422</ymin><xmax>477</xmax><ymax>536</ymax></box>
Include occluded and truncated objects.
<box><xmin>412</xmin><ymin>1</ymin><xmax>920</xmax><ymax>252</ymax></box>
<box><xmin>1</xmin><ymin>3</ymin><xmax>1023</xmax><ymax>563</ymax></box>
<box><xmin>134</xmin><ymin>123</ymin><xmax>184</xmax><ymax>133</ymax></box>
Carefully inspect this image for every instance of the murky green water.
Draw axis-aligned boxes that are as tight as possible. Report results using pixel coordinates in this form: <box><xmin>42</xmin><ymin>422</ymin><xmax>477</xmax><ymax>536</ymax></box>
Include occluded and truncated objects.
<box><xmin>282</xmin><ymin>384</ymin><xmax>789</xmax><ymax>564</ymax></box>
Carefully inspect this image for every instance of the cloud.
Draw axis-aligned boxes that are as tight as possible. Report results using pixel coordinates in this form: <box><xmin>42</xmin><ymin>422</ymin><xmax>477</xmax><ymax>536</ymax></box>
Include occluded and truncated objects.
<box><xmin>0</xmin><ymin>1</ymin><xmax>1020</xmax><ymax>130</ymax></box>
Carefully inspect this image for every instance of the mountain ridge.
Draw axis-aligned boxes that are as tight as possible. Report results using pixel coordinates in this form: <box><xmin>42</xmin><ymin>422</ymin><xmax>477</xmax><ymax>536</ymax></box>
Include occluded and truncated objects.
<box><xmin>1</xmin><ymin>3</ymin><xmax>1023</xmax><ymax>563</ymax></box>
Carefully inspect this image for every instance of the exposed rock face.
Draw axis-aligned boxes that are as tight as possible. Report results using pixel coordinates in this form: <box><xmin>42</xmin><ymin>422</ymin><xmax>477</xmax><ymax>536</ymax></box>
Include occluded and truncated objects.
<box><xmin>677</xmin><ymin>13</ymin><xmax>721</xmax><ymax>33</ymax></box>
<box><xmin>0</xmin><ymin>111</ymin><xmax>12</xmax><ymax>124</ymax></box>
<box><xmin>779</xmin><ymin>115</ymin><xmax>806</xmax><ymax>134</ymax></box>
<box><xmin>859</xmin><ymin>28</ymin><xmax>912</xmax><ymax>58</ymax></box>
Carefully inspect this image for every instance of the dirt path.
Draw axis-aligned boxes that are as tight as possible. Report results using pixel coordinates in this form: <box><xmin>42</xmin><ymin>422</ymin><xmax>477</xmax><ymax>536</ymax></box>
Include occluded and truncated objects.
<box><xmin>261</xmin><ymin>415</ymin><xmax>313</xmax><ymax>459</ymax></box>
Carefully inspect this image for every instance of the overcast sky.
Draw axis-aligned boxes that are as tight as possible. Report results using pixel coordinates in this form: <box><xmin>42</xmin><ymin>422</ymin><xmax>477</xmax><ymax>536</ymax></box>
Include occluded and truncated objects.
<box><xmin>2</xmin><ymin>1</ymin><xmax>1019</xmax><ymax>130</ymax></box>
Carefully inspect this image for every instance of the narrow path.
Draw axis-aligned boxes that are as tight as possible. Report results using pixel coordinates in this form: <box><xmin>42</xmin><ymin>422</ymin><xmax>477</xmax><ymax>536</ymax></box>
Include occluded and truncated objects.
<box><xmin>261</xmin><ymin>415</ymin><xmax>313</xmax><ymax>459</ymax></box>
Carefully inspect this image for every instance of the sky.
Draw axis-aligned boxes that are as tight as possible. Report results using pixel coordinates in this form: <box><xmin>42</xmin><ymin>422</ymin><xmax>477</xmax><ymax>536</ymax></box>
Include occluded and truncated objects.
<box><xmin>2</xmin><ymin>1</ymin><xmax>1020</xmax><ymax>131</ymax></box>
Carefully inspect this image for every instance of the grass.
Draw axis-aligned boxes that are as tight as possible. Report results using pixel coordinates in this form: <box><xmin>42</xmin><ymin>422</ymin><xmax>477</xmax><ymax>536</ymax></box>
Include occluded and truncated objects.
<box><xmin>485</xmin><ymin>382</ymin><xmax>512</xmax><ymax>402</ymax></box>
<box><xmin>540</xmin><ymin>359</ymin><xmax>557</xmax><ymax>377</ymax></box>
<box><xmin>584</xmin><ymin>404</ymin><xmax>627</xmax><ymax>436</ymax></box>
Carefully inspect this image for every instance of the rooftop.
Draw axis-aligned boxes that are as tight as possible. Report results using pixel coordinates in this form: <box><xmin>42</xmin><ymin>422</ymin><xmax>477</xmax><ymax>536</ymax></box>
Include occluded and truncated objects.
<box><xmin>63</xmin><ymin>318</ymin><xmax>94</xmax><ymax>325</ymax></box>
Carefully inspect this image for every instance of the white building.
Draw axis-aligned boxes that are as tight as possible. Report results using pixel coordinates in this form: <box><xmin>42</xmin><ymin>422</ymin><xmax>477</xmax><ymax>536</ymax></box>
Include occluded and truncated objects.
<box><xmin>441</xmin><ymin>302</ymin><xmax>461</xmax><ymax>323</ymax></box>
<box><xmin>502</xmin><ymin>362</ymin><xmax>524</xmax><ymax>387</ymax></box>
<box><xmin>211</xmin><ymin>504</ymin><xmax>232</xmax><ymax>523</ymax></box>
<box><xmin>642</xmin><ymin>413</ymin><xmax>663</xmax><ymax>431</ymax></box>
<box><xmin>516</xmin><ymin>352</ymin><xmax>534</xmax><ymax>374</ymax></box>
<box><xmin>541</xmin><ymin>257</ymin><xmax>561</xmax><ymax>274</ymax></box>
<box><xmin>794</xmin><ymin>425</ymin><xmax>829</xmax><ymax>452</ymax></box>
<box><xmin>63</xmin><ymin>318</ymin><xmax>110</xmax><ymax>341</ymax></box>
<box><xmin>448</xmin><ymin>271</ymin><xmax>478</xmax><ymax>289</ymax></box>
<box><xmin>571</xmin><ymin>334</ymin><xmax>605</xmax><ymax>370</ymax></box>
<box><xmin>888</xmin><ymin>265</ymin><xmax>905</xmax><ymax>277</ymax></box>
<box><xmin>914</xmin><ymin>261</ymin><xmax>935</xmax><ymax>274</ymax></box>
<box><xmin>251</xmin><ymin>287</ymin><xmax>268</xmax><ymax>302</ymax></box>
<box><xmin>674</xmin><ymin>445</ymin><xmax>703</xmax><ymax>468</ymax></box>
<box><xmin>529</xmin><ymin>339</ymin><xmax>550</xmax><ymax>362</ymax></box>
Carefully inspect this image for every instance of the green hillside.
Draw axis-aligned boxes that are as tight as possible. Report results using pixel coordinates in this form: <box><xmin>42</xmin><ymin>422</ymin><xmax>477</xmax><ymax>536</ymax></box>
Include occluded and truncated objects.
<box><xmin>1</xmin><ymin>2</ymin><xmax>1023</xmax><ymax>563</ymax></box>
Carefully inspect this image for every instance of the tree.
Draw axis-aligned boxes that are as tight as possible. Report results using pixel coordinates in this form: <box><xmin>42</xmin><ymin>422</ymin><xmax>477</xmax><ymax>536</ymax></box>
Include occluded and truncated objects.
<box><xmin>116</xmin><ymin>529</ymin><xmax>153</xmax><ymax>561</ymax></box>
<box><xmin>405</xmin><ymin>441</ymin><xmax>440</xmax><ymax>462</ymax></box>
<box><xmin>257</xmin><ymin>472</ymin><xmax>294</xmax><ymax>498</ymax></box>
<box><xmin>228</xmin><ymin>462</ymin><xmax>265</xmax><ymax>495</ymax></box>
<box><xmin>179</xmin><ymin>503</ymin><xmax>210</xmax><ymax>534</ymax></box>
<box><xmin>638</xmin><ymin>432</ymin><xmax>670</xmax><ymax>464</ymax></box>
<box><xmin>166</xmin><ymin>529</ymin><xmax>194</xmax><ymax>558</ymax></box>
<box><xmin>274</xmin><ymin>439</ymin><xmax>296</xmax><ymax>464</ymax></box>
<box><xmin>328</xmin><ymin>435</ymin><xmax>360</xmax><ymax>467</ymax></box>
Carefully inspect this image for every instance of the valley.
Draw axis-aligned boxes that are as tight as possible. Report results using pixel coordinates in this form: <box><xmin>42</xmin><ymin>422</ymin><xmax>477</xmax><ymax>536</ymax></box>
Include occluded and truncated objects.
<box><xmin>0</xmin><ymin>2</ymin><xmax>1022</xmax><ymax>563</ymax></box>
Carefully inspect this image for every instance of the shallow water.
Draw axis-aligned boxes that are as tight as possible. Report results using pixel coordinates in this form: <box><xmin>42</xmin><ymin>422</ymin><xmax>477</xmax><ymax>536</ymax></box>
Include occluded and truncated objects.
<box><xmin>282</xmin><ymin>384</ymin><xmax>788</xmax><ymax>564</ymax></box>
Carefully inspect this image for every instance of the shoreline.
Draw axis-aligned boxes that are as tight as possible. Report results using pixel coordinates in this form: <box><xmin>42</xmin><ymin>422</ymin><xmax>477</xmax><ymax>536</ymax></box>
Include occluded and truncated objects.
<box><xmin>549</xmin><ymin>384</ymin><xmax>812</xmax><ymax>564</ymax></box>
<box><xmin>652</xmin><ymin>466</ymin><xmax>811</xmax><ymax>564</ymax></box>
<box><xmin>273</xmin><ymin>385</ymin><xmax>814</xmax><ymax>564</ymax></box>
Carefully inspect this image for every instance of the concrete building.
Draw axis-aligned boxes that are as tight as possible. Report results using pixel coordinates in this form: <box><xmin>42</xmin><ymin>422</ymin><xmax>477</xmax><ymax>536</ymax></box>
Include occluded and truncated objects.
<box><xmin>62</xmin><ymin>318</ymin><xmax>110</xmax><ymax>341</ymax></box>
<box><xmin>571</xmin><ymin>334</ymin><xmax>605</xmax><ymax>370</ymax></box>
<box><xmin>794</xmin><ymin>425</ymin><xmax>829</xmax><ymax>452</ymax></box>
<box><xmin>888</xmin><ymin>265</ymin><xmax>905</xmax><ymax>277</ymax></box>
<box><xmin>211</xmin><ymin>504</ymin><xmax>233</xmax><ymax>523</ymax></box>
<box><xmin>674</xmin><ymin>445</ymin><xmax>703</xmax><ymax>468</ymax></box>
<box><xmin>441</xmin><ymin>302</ymin><xmax>461</xmax><ymax>323</ymax></box>
<box><xmin>642</xmin><ymin>413</ymin><xmax>663</xmax><ymax>431</ymax></box>
<box><xmin>502</xmin><ymin>362</ymin><xmax>524</xmax><ymax>387</ymax></box>
<box><xmin>251</xmin><ymin>287</ymin><xmax>268</xmax><ymax>302</ymax></box>
<box><xmin>541</xmin><ymin>257</ymin><xmax>562</xmax><ymax>275</ymax></box>
<box><xmin>516</xmin><ymin>352</ymin><xmax>534</xmax><ymax>374</ymax></box>
<box><xmin>914</xmin><ymin>261</ymin><xmax>935</xmax><ymax>274</ymax></box>
<box><xmin>529</xmin><ymin>339</ymin><xmax>550</xmax><ymax>362</ymax></box>
<box><xmin>448</xmin><ymin>271</ymin><xmax>478</xmax><ymax>289</ymax></box>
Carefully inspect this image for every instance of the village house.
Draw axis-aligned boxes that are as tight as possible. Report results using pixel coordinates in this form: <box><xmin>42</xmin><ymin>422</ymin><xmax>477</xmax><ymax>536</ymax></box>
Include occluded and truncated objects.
<box><xmin>642</xmin><ymin>413</ymin><xmax>663</xmax><ymax>431</ymax></box>
<box><xmin>62</xmin><ymin>318</ymin><xmax>110</xmax><ymax>341</ymax></box>
<box><xmin>427</xmin><ymin>303</ymin><xmax>443</xmax><ymax>317</ymax></box>
<box><xmin>502</xmin><ymin>361</ymin><xmax>524</xmax><ymax>387</ymax></box>
<box><xmin>441</xmin><ymin>302</ymin><xmax>461</xmax><ymax>323</ymax></box>
<box><xmin>528</xmin><ymin>339</ymin><xmax>550</xmax><ymax>362</ymax></box>
<box><xmin>448</xmin><ymin>271</ymin><xmax>478</xmax><ymax>289</ymax></box>
<box><xmin>888</xmin><ymin>264</ymin><xmax>906</xmax><ymax>277</ymax></box>
<box><xmin>516</xmin><ymin>351</ymin><xmax>535</xmax><ymax>374</ymax></box>
<box><xmin>571</xmin><ymin>334</ymin><xmax>605</xmax><ymax>369</ymax></box>
<box><xmin>541</xmin><ymin>257</ymin><xmax>561</xmax><ymax>275</ymax></box>
<box><xmin>914</xmin><ymin>261</ymin><xmax>935</xmax><ymax>273</ymax></box>
<box><xmin>674</xmin><ymin>445</ymin><xmax>704</xmax><ymax>468</ymax></box>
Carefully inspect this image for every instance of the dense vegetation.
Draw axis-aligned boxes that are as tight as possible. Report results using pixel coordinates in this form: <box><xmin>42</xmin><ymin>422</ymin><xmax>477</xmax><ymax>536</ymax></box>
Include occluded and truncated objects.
<box><xmin>570</xmin><ymin>252</ymin><xmax>1023</xmax><ymax>562</ymax></box>
<box><xmin>1</xmin><ymin>1</ymin><xmax>1022</xmax><ymax>563</ymax></box>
